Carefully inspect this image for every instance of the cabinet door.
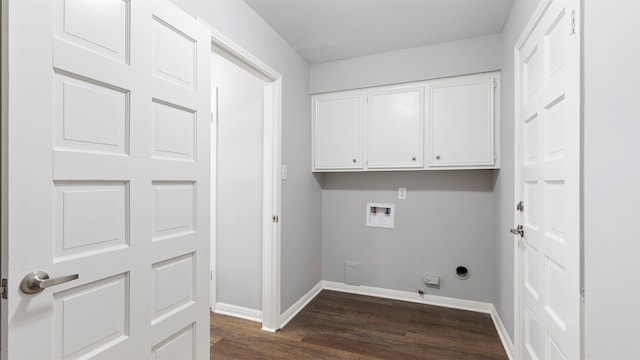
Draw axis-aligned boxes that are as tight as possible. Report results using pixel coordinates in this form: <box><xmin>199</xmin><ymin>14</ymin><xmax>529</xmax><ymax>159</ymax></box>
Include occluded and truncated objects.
<box><xmin>367</xmin><ymin>86</ymin><xmax>424</xmax><ymax>168</ymax></box>
<box><xmin>428</xmin><ymin>74</ymin><xmax>497</xmax><ymax>167</ymax></box>
<box><xmin>313</xmin><ymin>92</ymin><xmax>364</xmax><ymax>170</ymax></box>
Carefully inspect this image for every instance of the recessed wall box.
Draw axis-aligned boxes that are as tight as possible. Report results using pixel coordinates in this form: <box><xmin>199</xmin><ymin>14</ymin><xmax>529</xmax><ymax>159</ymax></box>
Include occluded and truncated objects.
<box><xmin>366</xmin><ymin>203</ymin><xmax>395</xmax><ymax>229</ymax></box>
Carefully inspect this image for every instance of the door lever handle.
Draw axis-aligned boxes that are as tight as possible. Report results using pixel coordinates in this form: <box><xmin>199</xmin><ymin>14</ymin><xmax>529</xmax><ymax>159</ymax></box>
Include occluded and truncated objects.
<box><xmin>510</xmin><ymin>225</ymin><xmax>524</xmax><ymax>237</ymax></box>
<box><xmin>20</xmin><ymin>271</ymin><xmax>79</xmax><ymax>295</ymax></box>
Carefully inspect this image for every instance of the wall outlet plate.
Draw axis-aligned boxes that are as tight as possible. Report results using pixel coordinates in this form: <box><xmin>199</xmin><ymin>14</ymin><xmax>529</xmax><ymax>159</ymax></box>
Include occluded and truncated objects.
<box><xmin>423</xmin><ymin>275</ymin><xmax>440</xmax><ymax>286</ymax></box>
<box><xmin>398</xmin><ymin>187</ymin><xmax>406</xmax><ymax>199</ymax></box>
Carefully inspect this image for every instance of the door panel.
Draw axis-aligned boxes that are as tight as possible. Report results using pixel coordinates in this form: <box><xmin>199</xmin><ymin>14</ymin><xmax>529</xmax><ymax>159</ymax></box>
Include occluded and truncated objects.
<box><xmin>516</xmin><ymin>1</ymin><xmax>580</xmax><ymax>359</ymax></box>
<box><xmin>2</xmin><ymin>1</ymin><xmax>210</xmax><ymax>358</ymax></box>
<box><xmin>55</xmin><ymin>75</ymin><xmax>129</xmax><ymax>154</ymax></box>
<box><xmin>54</xmin><ymin>273</ymin><xmax>129</xmax><ymax>359</ymax></box>
<box><xmin>151</xmin><ymin>101</ymin><xmax>196</xmax><ymax>161</ymax></box>
<box><xmin>55</xmin><ymin>0</ymin><xmax>129</xmax><ymax>63</ymax></box>
<box><xmin>54</xmin><ymin>182</ymin><xmax>129</xmax><ymax>260</ymax></box>
<box><xmin>313</xmin><ymin>92</ymin><xmax>364</xmax><ymax>170</ymax></box>
<box><xmin>368</xmin><ymin>86</ymin><xmax>424</xmax><ymax>168</ymax></box>
<box><xmin>428</xmin><ymin>74</ymin><xmax>496</xmax><ymax>167</ymax></box>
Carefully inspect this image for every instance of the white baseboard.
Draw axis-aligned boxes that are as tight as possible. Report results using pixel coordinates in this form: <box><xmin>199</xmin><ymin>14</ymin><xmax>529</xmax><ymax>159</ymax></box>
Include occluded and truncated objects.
<box><xmin>322</xmin><ymin>281</ymin><xmax>493</xmax><ymax>313</ymax></box>
<box><xmin>490</xmin><ymin>305</ymin><xmax>515</xmax><ymax>360</ymax></box>
<box><xmin>213</xmin><ymin>302</ymin><xmax>262</xmax><ymax>323</ymax></box>
<box><xmin>279</xmin><ymin>281</ymin><xmax>323</xmax><ymax>328</ymax></box>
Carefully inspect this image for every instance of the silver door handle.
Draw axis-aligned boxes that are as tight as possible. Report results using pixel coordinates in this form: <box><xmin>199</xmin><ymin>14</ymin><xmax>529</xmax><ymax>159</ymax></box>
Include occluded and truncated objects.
<box><xmin>20</xmin><ymin>271</ymin><xmax>79</xmax><ymax>294</ymax></box>
<box><xmin>510</xmin><ymin>225</ymin><xmax>524</xmax><ymax>237</ymax></box>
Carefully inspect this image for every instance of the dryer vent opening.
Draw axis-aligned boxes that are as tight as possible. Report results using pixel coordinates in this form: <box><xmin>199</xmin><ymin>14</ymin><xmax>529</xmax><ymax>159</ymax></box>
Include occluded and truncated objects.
<box><xmin>455</xmin><ymin>266</ymin><xmax>470</xmax><ymax>280</ymax></box>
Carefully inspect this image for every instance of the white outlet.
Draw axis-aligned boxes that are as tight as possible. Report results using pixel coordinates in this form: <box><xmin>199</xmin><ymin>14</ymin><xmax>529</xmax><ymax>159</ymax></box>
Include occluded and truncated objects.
<box><xmin>398</xmin><ymin>187</ymin><xmax>407</xmax><ymax>200</ymax></box>
<box><xmin>423</xmin><ymin>275</ymin><xmax>440</xmax><ymax>286</ymax></box>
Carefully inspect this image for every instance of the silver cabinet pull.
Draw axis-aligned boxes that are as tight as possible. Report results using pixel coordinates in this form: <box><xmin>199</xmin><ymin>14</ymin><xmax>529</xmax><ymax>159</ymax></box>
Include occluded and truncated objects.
<box><xmin>20</xmin><ymin>271</ymin><xmax>79</xmax><ymax>294</ymax></box>
<box><xmin>510</xmin><ymin>225</ymin><xmax>524</xmax><ymax>237</ymax></box>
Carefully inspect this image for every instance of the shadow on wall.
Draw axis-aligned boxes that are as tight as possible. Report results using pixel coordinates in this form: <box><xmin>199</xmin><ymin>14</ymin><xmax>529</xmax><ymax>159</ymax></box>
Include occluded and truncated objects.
<box><xmin>320</xmin><ymin>170</ymin><xmax>497</xmax><ymax>192</ymax></box>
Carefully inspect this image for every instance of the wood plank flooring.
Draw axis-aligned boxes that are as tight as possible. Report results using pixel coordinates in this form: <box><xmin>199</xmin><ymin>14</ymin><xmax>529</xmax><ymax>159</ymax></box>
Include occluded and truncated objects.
<box><xmin>211</xmin><ymin>290</ymin><xmax>508</xmax><ymax>359</ymax></box>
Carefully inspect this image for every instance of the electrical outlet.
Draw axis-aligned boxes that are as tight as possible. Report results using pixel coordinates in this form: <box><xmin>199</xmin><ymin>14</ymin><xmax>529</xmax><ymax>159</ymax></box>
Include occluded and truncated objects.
<box><xmin>398</xmin><ymin>187</ymin><xmax>407</xmax><ymax>199</ymax></box>
<box><xmin>423</xmin><ymin>275</ymin><xmax>440</xmax><ymax>286</ymax></box>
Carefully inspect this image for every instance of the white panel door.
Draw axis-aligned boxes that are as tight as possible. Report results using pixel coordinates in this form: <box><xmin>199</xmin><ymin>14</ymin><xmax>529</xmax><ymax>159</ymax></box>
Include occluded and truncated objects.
<box><xmin>515</xmin><ymin>1</ymin><xmax>581</xmax><ymax>359</ymax></box>
<box><xmin>1</xmin><ymin>1</ymin><xmax>211</xmax><ymax>359</ymax></box>
<box><xmin>367</xmin><ymin>85</ymin><xmax>424</xmax><ymax>168</ymax></box>
<box><xmin>312</xmin><ymin>91</ymin><xmax>365</xmax><ymax>170</ymax></box>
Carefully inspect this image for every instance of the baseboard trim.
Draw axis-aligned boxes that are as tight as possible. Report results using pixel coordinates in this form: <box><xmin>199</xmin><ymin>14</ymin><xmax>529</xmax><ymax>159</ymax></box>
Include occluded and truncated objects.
<box><xmin>279</xmin><ymin>281</ymin><xmax>323</xmax><ymax>328</ymax></box>
<box><xmin>322</xmin><ymin>281</ymin><xmax>493</xmax><ymax>313</ymax></box>
<box><xmin>490</xmin><ymin>305</ymin><xmax>515</xmax><ymax>360</ymax></box>
<box><xmin>213</xmin><ymin>302</ymin><xmax>262</xmax><ymax>323</ymax></box>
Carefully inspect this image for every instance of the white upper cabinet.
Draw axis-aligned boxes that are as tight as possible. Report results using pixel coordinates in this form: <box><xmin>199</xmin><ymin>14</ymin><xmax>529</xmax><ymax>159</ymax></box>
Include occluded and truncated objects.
<box><xmin>312</xmin><ymin>91</ymin><xmax>364</xmax><ymax>170</ymax></box>
<box><xmin>427</xmin><ymin>73</ymin><xmax>499</xmax><ymax>168</ymax></box>
<box><xmin>367</xmin><ymin>85</ymin><xmax>424</xmax><ymax>169</ymax></box>
<box><xmin>311</xmin><ymin>71</ymin><xmax>500</xmax><ymax>172</ymax></box>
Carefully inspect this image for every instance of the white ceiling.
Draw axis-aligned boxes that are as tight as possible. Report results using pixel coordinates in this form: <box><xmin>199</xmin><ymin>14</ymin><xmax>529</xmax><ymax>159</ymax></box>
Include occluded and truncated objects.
<box><xmin>243</xmin><ymin>0</ymin><xmax>514</xmax><ymax>64</ymax></box>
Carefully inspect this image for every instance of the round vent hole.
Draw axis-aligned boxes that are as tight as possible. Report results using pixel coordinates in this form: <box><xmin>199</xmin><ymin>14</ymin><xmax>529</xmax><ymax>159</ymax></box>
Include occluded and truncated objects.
<box><xmin>455</xmin><ymin>266</ymin><xmax>470</xmax><ymax>280</ymax></box>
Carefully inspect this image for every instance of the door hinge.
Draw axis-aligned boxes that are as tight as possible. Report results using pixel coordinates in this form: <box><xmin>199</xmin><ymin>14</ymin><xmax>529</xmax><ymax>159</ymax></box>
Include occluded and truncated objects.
<box><xmin>272</xmin><ymin>215</ymin><xmax>279</xmax><ymax>223</ymax></box>
<box><xmin>516</xmin><ymin>201</ymin><xmax>524</xmax><ymax>212</ymax></box>
<box><xmin>569</xmin><ymin>9</ymin><xmax>576</xmax><ymax>35</ymax></box>
<box><xmin>493</xmin><ymin>78</ymin><xmax>497</xmax><ymax>89</ymax></box>
<box><xmin>1</xmin><ymin>278</ymin><xmax>7</xmax><ymax>299</ymax></box>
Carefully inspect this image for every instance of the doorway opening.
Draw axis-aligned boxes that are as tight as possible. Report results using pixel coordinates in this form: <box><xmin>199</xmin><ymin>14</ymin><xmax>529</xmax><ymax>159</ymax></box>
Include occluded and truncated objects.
<box><xmin>205</xmin><ymin>26</ymin><xmax>282</xmax><ymax>332</ymax></box>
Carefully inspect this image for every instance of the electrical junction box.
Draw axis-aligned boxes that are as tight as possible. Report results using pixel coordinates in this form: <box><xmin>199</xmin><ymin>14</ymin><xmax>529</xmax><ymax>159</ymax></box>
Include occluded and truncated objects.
<box><xmin>366</xmin><ymin>203</ymin><xmax>395</xmax><ymax>229</ymax></box>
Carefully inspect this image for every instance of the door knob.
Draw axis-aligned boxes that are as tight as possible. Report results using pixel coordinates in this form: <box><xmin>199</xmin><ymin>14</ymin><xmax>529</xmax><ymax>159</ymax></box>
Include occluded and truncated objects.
<box><xmin>20</xmin><ymin>271</ymin><xmax>79</xmax><ymax>294</ymax></box>
<box><xmin>510</xmin><ymin>225</ymin><xmax>524</xmax><ymax>237</ymax></box>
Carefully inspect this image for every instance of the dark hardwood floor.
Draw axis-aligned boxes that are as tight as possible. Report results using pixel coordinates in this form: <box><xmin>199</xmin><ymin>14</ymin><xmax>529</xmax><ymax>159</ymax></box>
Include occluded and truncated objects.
<box><xmin>211</xmin><ymin>290</ymin><xmax>508</xmax><ymax>359</ymax></box>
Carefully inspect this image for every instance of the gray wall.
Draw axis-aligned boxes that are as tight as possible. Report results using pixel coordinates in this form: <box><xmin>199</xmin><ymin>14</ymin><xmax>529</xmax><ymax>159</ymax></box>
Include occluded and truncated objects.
<box><xmin>322</xmin><ymin>171</ymin><xmax>495</xmax><ymax>302</ymax></box>
<box><xmin>171</xmin><ymin>0</ymin><xmax>323</xmax><ymax>313</ymax></box>
<box><xmin>311</xmin><ymin>37</ymin><xmax>502</xmax><ymax>302</ymax></box>
<box><xmin>212</xmin><ymin>51</ymin><xmax>264</xmax><ymax>310</ymax></box>
<box><xmin>494</xmin><ymin>0</ymin><xmax>538</xmax><ymax>342</ymax></box>
<box><xmin>311</xmin><ymin>34</ymin><xmax>501</xmax><ymax>94</ymax></box>
<box><xmin>583</xmin><ymin>0</ymin><xmax>640</xmax><ymax>358</ymax></box>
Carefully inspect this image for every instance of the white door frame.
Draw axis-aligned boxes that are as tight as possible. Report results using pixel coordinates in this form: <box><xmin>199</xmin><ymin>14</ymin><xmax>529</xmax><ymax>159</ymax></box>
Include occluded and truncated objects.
<box><xmin>513</xmin><ymin>0</ymin><xmax>582</xmax><ymax>358</ymax></box>
<box><xmin>201</xmin><ymin>22</ymin><xmax>283</xmax><ymax>332</ymax></box>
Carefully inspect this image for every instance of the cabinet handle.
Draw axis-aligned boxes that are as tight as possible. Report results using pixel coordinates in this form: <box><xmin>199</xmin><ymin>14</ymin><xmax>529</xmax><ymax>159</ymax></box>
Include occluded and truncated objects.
<box><xmin>352</xmin><ymin>159</ymin><xmax>357</xmax><ymax>163</ymax></box>
<box><xmin>411</xmin><ymin>156</ymin><xmax>416</xmax><ymax>161</ymax></box>
<box><xmin>436</xmin><ymin>155</ymin><xmax>441</xmax><ymax>160</ymax></box>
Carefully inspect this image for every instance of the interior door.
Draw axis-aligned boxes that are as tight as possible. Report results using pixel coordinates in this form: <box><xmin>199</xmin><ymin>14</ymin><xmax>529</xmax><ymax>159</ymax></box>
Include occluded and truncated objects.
<box><xmin>1</xmin><ymin>1</ymin><xmax>211</xmax><ymax>358</ymax></box>
<box><xmin>515</xmin><ymin>0</ymin><xmax>581</xmax><ymax>359</ymax></box>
